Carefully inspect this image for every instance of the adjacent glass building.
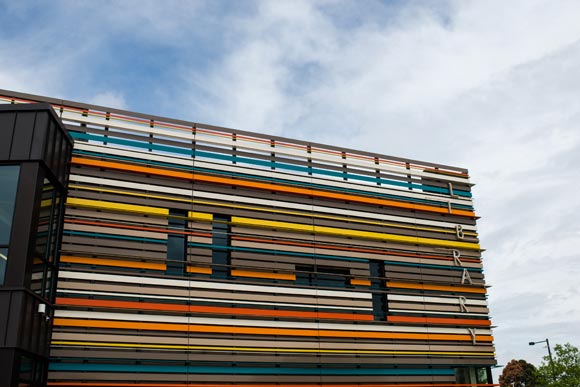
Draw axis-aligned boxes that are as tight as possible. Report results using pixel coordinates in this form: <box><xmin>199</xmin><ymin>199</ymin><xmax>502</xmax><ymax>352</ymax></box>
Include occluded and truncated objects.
<box><xmin>0</xmin><ymin>89</ymin><xmax>496</xmax><ymax>387</ymax></box>
<box><xmin>0</xmin><ymin>102</ymin><xmax>72</xmax><ymax>387</ymax></box>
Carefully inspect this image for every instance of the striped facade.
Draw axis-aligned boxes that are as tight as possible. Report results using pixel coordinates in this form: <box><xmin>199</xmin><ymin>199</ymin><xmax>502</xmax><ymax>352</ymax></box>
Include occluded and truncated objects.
<box><xmin>0</xmin><ymin>90</ymin><xmax>496</xmax><ymax>387</ymax></box>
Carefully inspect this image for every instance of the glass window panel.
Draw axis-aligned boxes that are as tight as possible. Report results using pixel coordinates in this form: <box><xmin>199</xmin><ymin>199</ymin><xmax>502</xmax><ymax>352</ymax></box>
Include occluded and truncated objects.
<box><xmin>30</xmin><ymin>261</ymin><xmax>44</xmax><ymax>295</ymax></box>
<box><xmin>18</xmin><ymin>355</ymin><xmax>33</xmax><ymax>385</ymax></box>
<box><xmin>48</xmin><ymin>190</ymin><xmax>62</xmax><ymax>264</ymax></box>
<box><xmin>43</xmin><ymin>264</ymin><xmax>54</xmax><ymax>300</ymax></box>
<box><xmin>477</xmin><ymin>367</ymin><xmax>490</xmax><ymax>384</ymax></box>
<box><xmin>211</xmin><ymin>215</ymin><xmax>230</xmax><ymax>279</ymax></box>
<box><xmin>32</xmin><ymin>178</ymin><xmax>53</xmax><ymax>296</ymax></box>
<box><xmin>455</xmin><ymin>368</ymin><xmax>469</xmax><ymax>384</ymax></box>
<box><xmin>0</xmin><ymin>247</ymin><xmax>7</xmax><ymax>286</ymax></box>
<box><xmin>0</xmin><ymin>165</ymin><xmax>20</xmax><ymax>244</ymax></box>
<box><xmin>34</xmin><ymin>179</ymin><xmax>53</xmax><ymax>262</ymax></box>
<box><xmin>166</xmin><ymin>210</ymin><xmax>187</xmax><ymax>276</ymax></box>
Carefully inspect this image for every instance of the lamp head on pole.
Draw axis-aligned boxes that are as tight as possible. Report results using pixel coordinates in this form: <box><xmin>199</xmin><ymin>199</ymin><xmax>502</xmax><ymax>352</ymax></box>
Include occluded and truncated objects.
<box><xmin>529</xmin><ymin>339</ymin><xmax>547</xmax><ymax>346</ymax></box>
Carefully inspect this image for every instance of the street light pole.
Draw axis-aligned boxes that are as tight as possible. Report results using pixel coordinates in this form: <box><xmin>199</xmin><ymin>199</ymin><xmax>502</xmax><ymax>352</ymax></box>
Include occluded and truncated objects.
<box><xmin>529</xmin><ymin>338</ymin><xmax>556</xmax><ymax>382</ymax></box>
<box><xmin>545</xmin><ymin>338</ymin><xmax>555</xmax><ymax>380</ymax></box>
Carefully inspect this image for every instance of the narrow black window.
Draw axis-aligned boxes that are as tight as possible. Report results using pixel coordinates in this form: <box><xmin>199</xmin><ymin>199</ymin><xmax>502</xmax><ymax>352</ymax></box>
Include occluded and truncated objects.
<box><xmin>32</xmin><ymin>178</ymin><xmax>62</xmax><ymax>302</ymax></box>
<box><xmin>166</xmin><ymin>209</ymin><xmax>187</xmax><ymax>275</ymax></box>
<box><xmin>370</xmin><ymin>260</ymin><xmax>388</xmax><ymax>321</ymax></box>
<box><xmin>296</xmin><ymin>264</ymin><xmax>349</xmax><ymax>288</ymax></box>
<box><xmin>295</xmin><ymin>265</ymin><xmax>316</xmax><ymax>286</ymax></box>
<box><xmin>212</xmin><ymin>215</ymin><xmax>230</xmax><ymax>279</ymax></box>
<box><xmin>316</xmin><ymin>266</ymin><xmax>349</xmax><ymax>287</ymax></box>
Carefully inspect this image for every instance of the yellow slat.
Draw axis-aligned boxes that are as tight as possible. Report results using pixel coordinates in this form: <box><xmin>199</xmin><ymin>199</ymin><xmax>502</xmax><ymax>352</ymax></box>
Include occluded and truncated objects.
<box><xmin>231</xmin><ymin>216</ymin><xmax>481</xmax><ymax>251</ymax></box>
<box><xmin>66</xmin><ymin>197</ymin><xmax>168</xmax><ymax>216</ymax></box>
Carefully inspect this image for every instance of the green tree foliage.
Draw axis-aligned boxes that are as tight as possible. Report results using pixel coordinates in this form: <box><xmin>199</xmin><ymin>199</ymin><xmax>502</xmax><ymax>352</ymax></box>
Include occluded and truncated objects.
<box><xmin>536</xmin><ymin>343</ymin><xmax>580</xmax><ymax>387</ymax></box>
<box><xmin>500</xmin><ymin>359</ymin><xmax>538</xmax><ymax>387</ymax></box>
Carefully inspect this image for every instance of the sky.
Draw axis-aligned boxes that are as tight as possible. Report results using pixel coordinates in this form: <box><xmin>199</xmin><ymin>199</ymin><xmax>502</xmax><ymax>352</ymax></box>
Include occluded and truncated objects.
<box><xmin>1</xmin><ymin>0</ymin><xmax>580</xmax><ymax>378</ymax></box>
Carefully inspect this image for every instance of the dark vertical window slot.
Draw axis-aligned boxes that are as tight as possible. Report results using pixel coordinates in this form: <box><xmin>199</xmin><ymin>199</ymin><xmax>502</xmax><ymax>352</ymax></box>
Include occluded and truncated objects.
<box><xmin>166</xmin><ymin>210</ymin><xmax>187</xmax><ymax>275</ymax></box>
<box><xmin>370</xmin><ymin>260</ymin><xmax>388</xmax><ymax>321</ymax></box>
<box><xmin>212</xmin><ymin>215</ymin><xmax>231</xmax><ymax>279</ymax></box>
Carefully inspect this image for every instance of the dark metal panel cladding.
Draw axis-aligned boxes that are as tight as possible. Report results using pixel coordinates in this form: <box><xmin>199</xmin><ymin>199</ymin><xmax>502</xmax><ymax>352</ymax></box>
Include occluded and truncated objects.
<box><xmin>29</xmin><ymin>111</ymin><xmax>49</xmax><ymax>160</ymax></box>
<box><xmin>9</xmin><ymin>111</ymin><xmax>36</xmax><ymax>160</ymax></box>
<box><xmin>44</xmin><ymin>119</ymin><xmax>56</xmax><ymax>172</ymax></box>
<box><xmin>0</xmin><ymin>294</ymin><xmax>9</xmax><ymax>346</ymax></box>
<box><xmin>0</xmin><ymin>349</ymin><xmax>18</xmax><ymax>387</ymax></box>
<box><xmin>0</xmin><ymin>103</ymin><xmax>72</xmax><ymax>187</ymax></box>
<box><xmin>59</xmin><ymin>129</ymin><xmax>72</xmax><ymax>185</ymax></box>
<box><xmin>51</xmin><ymin>122</ymin><xmax>63</xmax><ymax>176</ymax></box>
<box><xmin>0</xmin><ymin>111</ymin><xmax>16</xmax><ymax>159</ymax></box>
<box><xmin>4</xmin><ymin>292</ymin><xmax>24</xmax><ymax>348</ymax></box>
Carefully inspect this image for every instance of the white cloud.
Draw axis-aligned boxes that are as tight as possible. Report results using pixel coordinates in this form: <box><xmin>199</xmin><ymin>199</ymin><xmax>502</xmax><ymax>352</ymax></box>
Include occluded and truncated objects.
<box><xmin>0</xmin><ymin>1</ymin><xmax>211</xmax><ymax>103</ymax></box>
<box><xmin>89</xmin><ymin>91</ymin><xmax>128</xmax><ymax>110</ymax></box>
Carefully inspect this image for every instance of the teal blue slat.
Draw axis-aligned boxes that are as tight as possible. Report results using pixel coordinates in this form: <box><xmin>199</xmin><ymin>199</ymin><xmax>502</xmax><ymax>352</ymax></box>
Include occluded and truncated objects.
<box><xmin>63</xmin><ymin>230</ymin><xmax>166</xmax><ymax>244</ymax></box>
<box><xmin>48</xmin><ymin>362</ymin><xmax>455</xmax><ymax>375</ymax></box>
<box><xmin>188</xmin><ymin>242</ymin><xmax>481</xmax><ymax>272</ymax></box>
